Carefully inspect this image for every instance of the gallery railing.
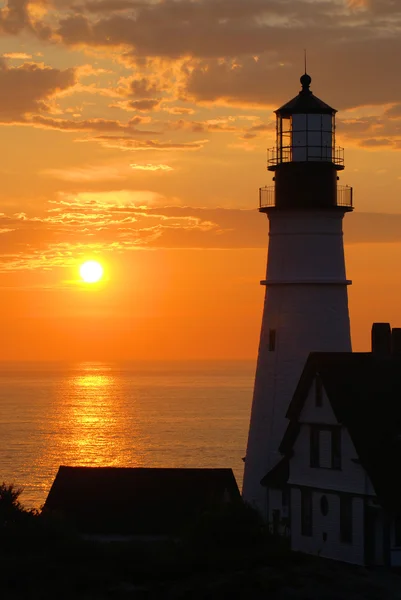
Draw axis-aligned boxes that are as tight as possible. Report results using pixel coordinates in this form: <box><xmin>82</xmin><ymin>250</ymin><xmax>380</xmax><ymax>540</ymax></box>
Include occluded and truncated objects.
<box><xmin>259</xmin><ymin>185</ymin><xmax>353</xmax><ymax>209</ymax></box>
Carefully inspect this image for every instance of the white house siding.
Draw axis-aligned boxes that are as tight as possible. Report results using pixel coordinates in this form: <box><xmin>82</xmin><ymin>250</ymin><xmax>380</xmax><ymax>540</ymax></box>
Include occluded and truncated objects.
<box><xmin>288</xmin><ymin>424</ymin><xmax>375</xmax><ymax>497</ymax></box>
<box><xmin>291</xmin><ymin>488</ymin><xmax>365</xmax><ymax>565</ymax></box>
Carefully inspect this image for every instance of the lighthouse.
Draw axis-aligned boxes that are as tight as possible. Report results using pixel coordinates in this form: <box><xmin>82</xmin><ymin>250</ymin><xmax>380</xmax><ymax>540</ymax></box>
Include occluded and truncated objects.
<box><xmin>242</xmin><ymin>73</ymin><xmax>353</xmax><ymax>515</ymax></box>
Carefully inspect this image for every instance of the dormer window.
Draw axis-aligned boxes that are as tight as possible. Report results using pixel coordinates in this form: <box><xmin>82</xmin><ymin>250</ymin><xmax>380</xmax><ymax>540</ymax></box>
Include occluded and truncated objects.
<box><xmin>315</xmin><ymin>374</ymin><xmax>323</xmax><ymax>407</ymax></box>
<box><xmin>310</xmin><ymin>425</ymin><xmax>342</xmax><ymax>470</ymax></box>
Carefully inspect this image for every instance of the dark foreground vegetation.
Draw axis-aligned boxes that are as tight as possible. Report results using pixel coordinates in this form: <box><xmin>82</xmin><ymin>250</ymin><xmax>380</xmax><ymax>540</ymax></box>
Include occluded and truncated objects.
<box><xmin>2</xmin><ymin>483</ymin><xmax>401</xmax><ymax>599</ymax></box>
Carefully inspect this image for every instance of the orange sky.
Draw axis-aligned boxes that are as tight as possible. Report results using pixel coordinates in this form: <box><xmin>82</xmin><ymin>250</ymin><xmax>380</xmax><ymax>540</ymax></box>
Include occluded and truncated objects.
<box><xmin>0</xmin><ymin>0</ymin><xmax>400</xmax><ymax>360</ymax></box>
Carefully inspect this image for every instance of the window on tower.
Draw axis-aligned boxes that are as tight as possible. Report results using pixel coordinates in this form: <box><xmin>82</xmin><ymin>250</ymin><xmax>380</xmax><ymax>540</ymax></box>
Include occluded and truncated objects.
<box><xmin>268</xmin><ymin>329</ymin><xmax>276</xmax><ymax>352</ymax></box>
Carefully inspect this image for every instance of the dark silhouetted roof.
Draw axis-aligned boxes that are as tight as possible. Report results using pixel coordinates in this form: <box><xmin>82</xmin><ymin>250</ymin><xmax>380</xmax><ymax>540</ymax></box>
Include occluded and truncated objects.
<box><xmin>260</xmin><ymin>456</ymin><xmax>290</xmax><ymax>488</ymax></box>
<box><xmin>44</xmin><ymin>466</ymin><xmax>241</xmax><ymax>535</ymax></box>
<box><xmin>279</xmin><ymin>352</ymin><xmax>401</xmax><ymax>511</ymax></box>
<box><xmin>276</xmin><ymin>74</ymin><xmax>335</xmax><ymax>116</ymax></box>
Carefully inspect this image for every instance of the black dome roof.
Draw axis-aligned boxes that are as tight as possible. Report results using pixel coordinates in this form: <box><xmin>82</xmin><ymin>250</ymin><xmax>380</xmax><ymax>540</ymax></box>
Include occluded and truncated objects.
<box><xmin>276</xmin><ymin>73</ymin><xmax>336</xmax><ymax>116</ymax></box>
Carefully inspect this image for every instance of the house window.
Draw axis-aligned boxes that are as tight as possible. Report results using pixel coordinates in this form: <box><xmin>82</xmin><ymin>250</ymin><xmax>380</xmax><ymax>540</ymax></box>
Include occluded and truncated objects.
<box><xmin>315</xmin><ymin>374</ymin><xmax>323</xmax><ymax>407</ymax></box>
<box><xmin>320</xmin><ymin>495</ymin><xmax>329</xmax><ymax>517</ymax></box>
<box><xmin>331</xmin><ymin>428</ymin><xmax>342</xmax><ymax>470</ymax></box>
<box><xmin>394</xmin><ymin>515</ymin><xmax>401</xmax><ymax>547</ymax></box>
<box><xmin>309</xmin><ymin>426</ymin><xmax>342</xmax><ymax>470</ymax></box>
<box><xmin>340</xmin><ymin>495</ymin><xmax>353</xmax><ymax>544</ymax></box>
<box><xmin>310</xmin><ymin>426</ymin><xmax>320</xmax><ymax>467</ymax></box>
<box><xmin>268</xmin><ymin>329</ymin><xmax>276</xmax><ymax>351</ymax></box>
<box><xmin>282</xmin><ymin>488</ymin><xmax>289</xmax><ymax>511</ymax></box>
<box><xmin>272</xmin><ymin>509</ymin><xmax>280</xmax><ymax>536</ymax></box>
<box><xmin>301</xmin><ymin>488</ymin><xmax>313</xmax><ymax>537</ymax></box>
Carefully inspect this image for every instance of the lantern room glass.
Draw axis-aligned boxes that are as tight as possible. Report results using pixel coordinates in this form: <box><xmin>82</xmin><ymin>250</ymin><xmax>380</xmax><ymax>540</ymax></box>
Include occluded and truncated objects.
<box><xmin>277</xmin><ymin>114</ymin><xmax>334</xmax><ymax>163</ymax></box>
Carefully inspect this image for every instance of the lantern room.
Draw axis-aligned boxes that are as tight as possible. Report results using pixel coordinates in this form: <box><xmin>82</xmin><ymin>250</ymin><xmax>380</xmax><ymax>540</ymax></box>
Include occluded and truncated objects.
<box><xmin>269</xmin><ymin>73</ymin><xmax>343</xmax><ymax>170</ymax></box>
<box><xmin>260</xmin><ymin>73</ymin><xmax>352</xmax><ymax>212</ymax></box>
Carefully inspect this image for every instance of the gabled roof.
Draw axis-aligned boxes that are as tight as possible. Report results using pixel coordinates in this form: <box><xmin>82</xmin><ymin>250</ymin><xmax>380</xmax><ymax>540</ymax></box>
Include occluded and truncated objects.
<box><xmin>260</xmin><ymin>456</ymin><xmax>290</xmax><ymax>488</ymax></box>
<box><xmin>44</xmin><ymin>466</ymin><xmax>241</xmax><ymax>534</ymax></box>
<box><xmin>279</xmin><ymin>352</ymin><xmax>401</xmax><ymax>511</ymax></box>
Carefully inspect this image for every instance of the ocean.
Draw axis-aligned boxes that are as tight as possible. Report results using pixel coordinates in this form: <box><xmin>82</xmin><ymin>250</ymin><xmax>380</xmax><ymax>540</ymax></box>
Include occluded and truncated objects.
<box><xmin>0</xmin><ymin>360</ymin><xmax>254</xmax><ymax>509</ymax></box>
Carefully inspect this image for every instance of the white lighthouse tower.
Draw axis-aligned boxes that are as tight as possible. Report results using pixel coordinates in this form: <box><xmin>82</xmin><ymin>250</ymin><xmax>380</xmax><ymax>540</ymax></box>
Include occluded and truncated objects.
<box><xmin>242</xmin><ymin>73</ymin><xmax>353</xmax><ymax>515</ymax></box>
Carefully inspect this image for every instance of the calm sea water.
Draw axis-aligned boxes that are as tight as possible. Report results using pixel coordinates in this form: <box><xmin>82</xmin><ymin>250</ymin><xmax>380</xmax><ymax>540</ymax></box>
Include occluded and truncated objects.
<box><xmin>0</xmin><ymin>361</ymin><xmax>254</xmax><ymax>509</ymax></box>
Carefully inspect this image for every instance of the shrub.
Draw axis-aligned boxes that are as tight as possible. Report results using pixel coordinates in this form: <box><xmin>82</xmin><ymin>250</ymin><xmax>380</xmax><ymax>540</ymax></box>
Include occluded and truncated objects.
<box><xmin>0</xmin><ymin>483</ymin><xmax>28</xmax><ymax>525</ymax></box>
<box><xmin>184</xmin><ymin>500</ymin><xmax>267</xmax><ymax>550</ymax></box>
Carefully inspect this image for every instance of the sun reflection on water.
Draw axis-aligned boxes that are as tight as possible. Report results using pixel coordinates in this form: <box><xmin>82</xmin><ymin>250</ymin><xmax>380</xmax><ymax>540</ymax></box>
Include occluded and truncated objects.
<box><xmin>73</xmin><ymin>374</ymin><xmax>112</xmax><ymax>389</ymax></box>
<box><xmin>0</xmin><ymin>361</ymin><xmax>253</xmax><ymax>508</ymax></box>
<box><xmin>44</xmin><ymin>363</ymin><xmax>140</xmax><ymax>470</ymax></box>
<box><xmin>70</xmin><ymin>372</ymin><xmax>116</xmax><ymax>430</ymax></box>
<box><xmin>67</xmin><ymin>369</ymin><xmax>115</xmax><ymax>457</ymax></box>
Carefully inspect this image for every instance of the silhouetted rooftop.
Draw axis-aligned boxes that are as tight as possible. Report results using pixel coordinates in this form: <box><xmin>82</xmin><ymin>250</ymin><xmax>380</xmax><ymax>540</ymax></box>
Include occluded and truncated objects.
<box><xmin>44</xmin><ymin>466</ymin><xmax>241</xmax><ymax>535</ymax></box>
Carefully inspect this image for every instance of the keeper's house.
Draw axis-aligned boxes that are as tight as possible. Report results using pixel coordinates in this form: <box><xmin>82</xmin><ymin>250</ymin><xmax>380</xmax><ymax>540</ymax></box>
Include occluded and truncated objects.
<box><xmin>262</xmin><ymin>323</ymin><xmax>401</xmax><ymax>567</ymax></box>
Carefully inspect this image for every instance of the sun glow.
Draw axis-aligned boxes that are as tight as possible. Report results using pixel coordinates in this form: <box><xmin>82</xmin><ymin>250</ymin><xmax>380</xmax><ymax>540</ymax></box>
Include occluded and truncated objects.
<box><xmin>79</xmin><ymin>260</ymin><xmax>104</xmax><ymax>284</ymax></box>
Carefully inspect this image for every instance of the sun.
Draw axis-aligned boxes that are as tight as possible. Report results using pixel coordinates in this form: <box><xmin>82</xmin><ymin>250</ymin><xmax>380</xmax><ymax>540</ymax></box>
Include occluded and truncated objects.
<box><xmin>79</xmin><ymin>260</ymin><xmax>104</xmax><ymax>284</ymax></box>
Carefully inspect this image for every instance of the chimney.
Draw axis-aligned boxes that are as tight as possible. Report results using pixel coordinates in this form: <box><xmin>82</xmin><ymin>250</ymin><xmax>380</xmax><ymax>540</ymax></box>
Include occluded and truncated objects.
<box><xmin>392</xmin><ymin>328</ymin><xmax>401</xmax><ymax>356</ymax></box>
<box><xmin>371</xmin><ymin>323</ymin><xmax>391</xmax><ymax>355</ymax></box>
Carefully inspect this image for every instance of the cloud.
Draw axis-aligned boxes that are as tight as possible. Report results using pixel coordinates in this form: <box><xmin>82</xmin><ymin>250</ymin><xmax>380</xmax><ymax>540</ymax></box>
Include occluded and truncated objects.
<box><xmin>337</xmin><ymin>113</ymin><xmax>401</xmax><ymax>150</ymax></box>
<box><xmin>3</xmin><ymin>52</ymin><xmax>32</xmax><ymax>59</ymax></box>
<box><xmin>130</xmin><ymin>164</ymin><xmax>173</xmax><ymax>171</ymax></box>
<box><xmin>28</xmin><ymin>114</ymin><xmax>159</xmax><ymax>134</ymax></box>
<box><xmin>2</xmin><ymin>0</ymin><xmax>401</xmax><ymax>144</ymax></box>
<box><xmin>1</xmin><ymin>194</ymin><xmax>401</xmax><ymax>274</ymax></box>
<box><xmin>384</xmin><ymin>104</ymin><xmax>401</xmax><ymax>119</ymax></box>
<box><xmin>128</xmin><ymin>76</ymin><xmax>164</xmax><ymax>98</ymax></box>
<box><xmin>126</xmin><ymin>98</ymin><xmax>161</xmax><ymax>111</ymax></box>
<box><xmin>41</xmin><ymin>164</ymin><xmax>129</xmax><ymax>182</ymax></box>
<box><xmin>33</xmin><ymin>0</ymin><xmax>400</xmax><ymax>112</ymax></box>
<box><xmin>0</xmin><ymin>0</ymin><xmax>32</xmax><ymax>34</ymax></box>
<box><xmin>0</xmin><ymin>59</ymin><xmax>76</xmax><ymax>120</ymax></box>
<box><xmin>0</xmin><ymin>0</ymin><xmax>51</xmax><ymax>37</ymax></box>
<box><xmin>2</xmin><ymin>1</ymin><xmax>401</xmax><ymax>112</ymax></box>
<box><xmin>111</xmin><ymin>74</ymin><xmax>166</xmax><ymax>112</ymax></box>
<box><xmin>0</xmin><ymin>193</ymin><xmax>221</xmax><ymax>271</ymax></box>
<box><xmin>79</xmin><ymin>135</ymin><xmax>209</xmax><ymax>151</ymax></box>
<box><xmin>163</xmin><ymin>106</ymin><xmax>195</xmax><ymax>115</ymax></box>
<box><xmin>164</xmin><ymin>117</ymin><xmax>242</xmax><ymax>134</ymax></box>
<box><xmin>359</xmin><ymin>138</ymin><xmax>394</xmax><ymax>148</ymax></box>
<box><xmin>83</xmin><ymin>1</ymin><xmax>153</xmax><ymax>13</ymax></box>
<box><xmin>55</xmin><ymin>1</ymin><xmax>343</xmax><ymax>58</ymax></box>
